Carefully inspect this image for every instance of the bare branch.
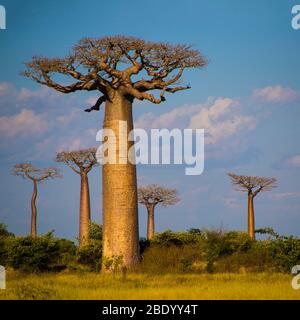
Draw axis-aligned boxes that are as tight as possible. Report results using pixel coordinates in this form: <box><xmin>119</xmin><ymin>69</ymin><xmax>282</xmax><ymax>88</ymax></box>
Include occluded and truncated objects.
<box><xmin>228</xmin><ymin>173</ymin><xmax>277</xmax><ymax>195</ymax></box>
<box><xmin>23</xmin><ymin>36</ymin><xmax>207</xmax><ymax>107</ymax></box>
<box><xmin>12</xmin><ymin>163</ymin><xmax>62</xmax><ymax>182</ymax></box>
<box><xmin>55</xmin><ymin>147</ymin><xmax>98</xmax><ymax>174</ymax></box>
<box><xmin>138</xmin><ymin>184</ymin><xmax>180</xmax><ymax>207</ymax></box>
<box><xmin>84</xmin><ymin>95</ymin><xmax>106</xmax><ymax>112</ymax></box>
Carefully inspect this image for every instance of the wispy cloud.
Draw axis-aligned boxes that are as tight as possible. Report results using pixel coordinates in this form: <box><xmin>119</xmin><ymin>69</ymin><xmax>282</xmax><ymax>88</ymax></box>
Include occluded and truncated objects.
<box><xmin>0</xmin><ymin>109</ymin><xmax>48</xmax><ymax>137</ymax></box>
<box><xmin>269</xmin><ymin>192</ymin><xmax>300</xmax><ymax>200</ymax></box>
<box><xmin>0</xmin><ymin>82</ymin><xmax>10</xmax><ymax>97</ymax></box>
<box><xmin>223</xmin><ymin>197</ymin><xmax>243</xmax><ymax>210</ymax></box>
<box><xmin>252</xmin><ymin>85</ymin><xmax>299</xmax><ymax>104</ymax></box>
<box><xmin>136</xmin><ymin>96</ymin><xmax>256</xmax><ymax>145</ymax></box>
<box><xmin>285</xmin><ymin>154</ymin><xmax>300</xmax><ymax>168</ymax></box>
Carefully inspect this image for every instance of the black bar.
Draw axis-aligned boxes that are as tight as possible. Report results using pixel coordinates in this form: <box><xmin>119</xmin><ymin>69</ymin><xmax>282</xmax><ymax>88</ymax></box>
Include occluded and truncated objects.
<box><xmin>0</xmin><ymin>300</ymin><xmax>298</xmax><ymax>319</ymax></box>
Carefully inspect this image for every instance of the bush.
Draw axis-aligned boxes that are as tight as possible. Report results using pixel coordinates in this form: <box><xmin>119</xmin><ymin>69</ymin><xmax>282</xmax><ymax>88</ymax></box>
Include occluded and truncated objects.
<box><xmin>269</xmin><ymin>236</ymin><xmax>300</xmax><ymax>272</ymax></box>
<box><xmin>151</xmin><ymin>229</ymin><xmax>203</xmax><ymax>246</ymax></box>
<box><xmin>89</xmin><ymin>222</ymin><xmax>102</xmax><ymax>241</ymax></box>
<box><xmin>3</xmin><ymin>232</ymin><xmax>76</xmax><ymax>272</ymax></box>
<box><xmin>0</xmin><ymin>223</ymin><xmax>14</xmax><ymax>238</ymax></box>
<box><xmin>137</xmin><ymin>244</ymin><xmax>204</xmax><ymax>273</ymax></box>
<box><xmin>76</xmin><ymin>222</ymin><xmax>103</xmax><ymax>271</ymax></box>
<box><xmin>76</xmin><ymin>240</ymin><xmax>102</xmax><ymax>271</ymax></box>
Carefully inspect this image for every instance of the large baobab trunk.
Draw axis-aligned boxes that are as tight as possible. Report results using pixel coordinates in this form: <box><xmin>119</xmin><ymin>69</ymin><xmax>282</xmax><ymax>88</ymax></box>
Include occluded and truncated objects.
<box><xmin>79</xmin><ymin>172</ymin><xmax>91</xmax><ymax>247</ymax></box>
<box><xmin>146</xmin><ymin>205</ymin><xmax>155</xmax><ymax>240</ymax></box>
<box><xmin>31</xmin><ymin>180</ymin><xmax>37</xmax><ymax>238</ymax></box>
<box><xmin>247</xmin><ymin>191</ymin><xmax>255</xmax><ymax>240</ymax></box>
<box><xmin>102</xmin><ymin>91</ymin><xmax>139</xmax><ymax>268</ymax></box>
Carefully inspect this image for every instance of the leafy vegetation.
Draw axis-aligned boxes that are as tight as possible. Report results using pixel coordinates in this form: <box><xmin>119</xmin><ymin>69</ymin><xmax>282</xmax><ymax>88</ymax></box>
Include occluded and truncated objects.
<box><xmin>0</xmin><ymin>224</ymin><xmax>299</xmax><ymax>275</ymax></box>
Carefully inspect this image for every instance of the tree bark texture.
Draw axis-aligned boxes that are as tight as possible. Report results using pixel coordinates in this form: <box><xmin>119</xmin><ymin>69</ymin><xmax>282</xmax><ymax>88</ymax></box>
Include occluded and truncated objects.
<box><xmin>147</xmin><ymin>205</ymin><xmax>155</xmax><ymax>240</ymax></box>
<box><xmin>79</xmin><ymin>172</ymin><xmax>91</xmax><ymax>247</ymax></box>
<box><xmin>102</xmin><ymin>91</ymin><xmax>139</xmax><ymax>268</ymax></box>
<box><xmin>248</xmin><ymin>192</ymin><xmax>255</xmax><ymax>240</ymax></box>
<box><xmin>31</xmin><ymin>180</ymin><xmax>37</xmax><ymax>238</ymax></box>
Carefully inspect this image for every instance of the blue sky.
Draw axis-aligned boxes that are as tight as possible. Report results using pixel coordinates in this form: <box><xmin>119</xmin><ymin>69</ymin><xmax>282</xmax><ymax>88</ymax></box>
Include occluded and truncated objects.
<box><xmin>0</xmin><ymin>0</ymin><xmax>300</xmax><ymax>241</ymax></box>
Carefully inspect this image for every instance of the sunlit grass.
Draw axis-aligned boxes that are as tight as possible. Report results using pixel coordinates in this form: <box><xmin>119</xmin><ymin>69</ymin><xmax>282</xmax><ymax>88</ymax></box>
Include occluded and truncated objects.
<box><xmin>0</xmin><ymin>270</ymin><xmax>299</xmax><ymax>300</ymax></box>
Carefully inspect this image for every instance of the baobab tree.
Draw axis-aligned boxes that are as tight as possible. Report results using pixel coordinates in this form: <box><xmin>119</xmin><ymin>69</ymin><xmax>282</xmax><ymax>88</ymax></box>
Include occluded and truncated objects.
<box><xmin>12</xmin><ymin>163</ymin><xmax>61</xmax><ymax>238</ymax></box>
<box><xmin>138</xmin><ymin>185</ymin><xmax>180</xmax><ymax>240</ymax></box>
<box><xmin>55</xmin><ymin>148</ymin><xmax>98</xmax><ymax>247</ymax></box>
<box><xmin>22</xmin><ymin>35</ymin><xmax>207</xmax><ymax>268</ymax></box>
<box><xmin>228</xmin><ymin>173</ymin><xmax>277</xmax><ymax>240</ymax></box>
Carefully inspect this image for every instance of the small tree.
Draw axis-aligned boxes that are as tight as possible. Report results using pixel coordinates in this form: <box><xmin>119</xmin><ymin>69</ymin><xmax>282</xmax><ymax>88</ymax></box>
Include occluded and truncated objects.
<box><xmin>55</xmin><ymin>148</ymin><xmax>98</xmax><ymax>247</ymax></box>
<box><xmin>228</xmin><ymin>173</ymin><xmax>277</xmax><ymax>240</ymax></box>
<box><xmin>12</xmin><ymin>164</ymin><xmax>61</xmax><ymax>238</ymax></box>
<box><xmin>138</xmin><ymin>185</ymin><xmax>180</xmax><ymax>240</ymax></box>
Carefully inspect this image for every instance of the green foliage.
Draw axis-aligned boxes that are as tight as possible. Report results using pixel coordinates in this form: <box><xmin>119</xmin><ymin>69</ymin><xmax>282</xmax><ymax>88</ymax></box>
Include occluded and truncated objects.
<box><xmin>268</xmin><ymin>235</ymin><xmax>300</xmax><ymax>272</ymax></box>
<box><xmin>0</xmin><ymin>223</ymin><xmax>14</xmax><ymax>238</ymax></box>
<box><xmin>76</xmin><ymin>240</ymin><xmax>102</xmax><ymax>272</ymax></box>
<box><xmin>2</xmin><ymin>232</ymin><xmax>76</xmax><ymax>272</ymax></box>
<box><xmin>139</xmin><ymin>238</ymin><xmax>150</xmax><ymax>255</ymax></box>
<box><xmin>151</xmin><ymin>229</ymin><xmax>203</xmax><ymax>246</ymax></box>
<box><xmin>202</xmin><ymin>230</ymin><xmax>253</xmax><ymax>272</ymax></box>
<box><xmin>137</xmin><ymin>245</ymin><xmax>203</xmax><ymax>274</ymax></box>
<box><xmin>0</xmin><ymin>223</ymin><xmax>298</xmax><ymax>275</ymax></box>
<box><xmin>76</xmin><ymin>222</ymin><xmax>102</xmax><ymax>271</ymax></box>
<box><xmin>255</xmin><ymin>227</ymin><xmax>280</xmax><ymax>239</ymax></box>
<box><xmin>102</xmin><ymin>255</ymin><xmax>124</xmax><ymax>273</ymax></box>
<box><xmin>89</xmin><ymin>222</ymin><xmax>102</xmax><ymax>241</ymax></box>
<box><xmin>138</xmin><ymin>228</ymin><xmax>300</xmax><ymax>274</ymax></box>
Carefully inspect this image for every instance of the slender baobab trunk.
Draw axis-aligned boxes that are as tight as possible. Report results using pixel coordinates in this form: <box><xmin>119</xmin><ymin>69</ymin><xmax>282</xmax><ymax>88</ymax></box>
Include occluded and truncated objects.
<box><xmin>31</xmin><ymin>180</ymin><xmax>37</xmax><ymax>238</ymax></box>
<box><xmin>102</xmin><ymin>91</ymin><xmax>139</xmax><ymax>268</ymax></box>
<box><xmin>247</xmin><ymin>191</ymin><xmax>255</xmax><ymax>240</ymax></box>
<box><xmin>146</xmin><ymin>205</ymin><xmax>155</xmax><ymax>240</ymax></box>
<box><xmin>79</xmin><ymin>171</ymin><xmax>91</xmax><ymax>247</ymax></box>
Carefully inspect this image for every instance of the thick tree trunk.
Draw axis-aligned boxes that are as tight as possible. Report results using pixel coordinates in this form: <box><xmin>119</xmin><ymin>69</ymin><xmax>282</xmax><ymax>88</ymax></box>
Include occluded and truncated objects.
<box><xmin>31</xmin><ymin>180</ymin><xmax>37</xmax><ymax>238</ymax></box>
<box><xmin>247</xmin><ymin>192</ymin><xmax>255</xmax><ymax>240</ymax></box>
<box><xmin>102</xmin><ymin>91</ymin><xmax>139</xmax><ymax>269</ymax></box>
<box><xmin>147</xmin><ymin>205</ymin><xmax>155</xmax><ymax>240</ymax></box>
<box><xmin>79</xmin><ymin>171</ymin><xmax>91</xmax><ymax>247</ymax></box>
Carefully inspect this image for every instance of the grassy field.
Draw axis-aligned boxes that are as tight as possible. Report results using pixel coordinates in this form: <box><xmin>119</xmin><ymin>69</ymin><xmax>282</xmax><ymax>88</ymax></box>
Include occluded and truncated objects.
<box><xmin>0</xmin><ymin>271</ymin><xmax>299</xmax><ymax>300</ymax></box>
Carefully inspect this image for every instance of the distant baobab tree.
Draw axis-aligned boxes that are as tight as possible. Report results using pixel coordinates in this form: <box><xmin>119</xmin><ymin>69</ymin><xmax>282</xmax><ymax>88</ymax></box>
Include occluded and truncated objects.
<box><xmin>228</xmin><ymin>173</ymin><xmax>277</xmax><ymax>240</ymax></box>
<box><xmin>138</xmin><ymin>185</ymin><xmax>180</xmax><ymax>240</ymax></box>
<box><xmin>55</xmin><ymin>148</ymin><xmax>98</xmax><ymax>247</ymax></box>
<box><xmin>12</xmin><ymin>163</ymin><xmax>61</xmax><ymax>238</ymax></box>
<box><xmin>23</xmin><ymin>35</ymin><xmax>207</xmax><ymax>268</ymax></box>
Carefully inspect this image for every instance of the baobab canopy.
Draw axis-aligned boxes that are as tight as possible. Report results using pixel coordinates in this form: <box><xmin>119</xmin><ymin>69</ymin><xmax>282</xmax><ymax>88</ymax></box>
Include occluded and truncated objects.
<box><xmin>22</xmin><ymin>35</ymin><xmax>207</xmax><ymax>110</ymax></box>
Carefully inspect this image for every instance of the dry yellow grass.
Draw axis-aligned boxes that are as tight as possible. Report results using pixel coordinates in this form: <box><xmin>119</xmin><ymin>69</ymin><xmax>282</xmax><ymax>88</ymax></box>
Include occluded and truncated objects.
<box><xmin>0</xmin><ymin>270</ymin><xmax>299</xmax><ymax>300</ymax></box>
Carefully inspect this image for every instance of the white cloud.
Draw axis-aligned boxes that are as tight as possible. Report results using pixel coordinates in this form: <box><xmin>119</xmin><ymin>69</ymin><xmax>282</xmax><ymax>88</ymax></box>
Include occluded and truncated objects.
<box><xmin>18</xmin><ymin>86</ymin><xmax>62</xmax><ymax>101</ymax></box>
<box><xmin>270</xmin><ymin>192</ymin><xmax>300</xmax><ymax>200</ymax></box>
<box><xmin>56</xmin><ymin>108</ymin><xmax>81</xmax><ymax>125</ymax></box>
<box><xmin>0</xmin><ymin>82</ymin><xmax>10</xmax><ymax>97</ymax></box>
<box><xmin>223</xmin><ymin>197</ymin><xmax>243</xmax><ymax>210</ymax></box>
<box><xmin>0</xmin><ymin>109</ymin><xmax>48</xmax><ymax>137</ymax></box>
<box><xmin>252</xmin><ymin>85</ymin><xmax>299</xmax><ymax>103</ymax></box>
<box><xmin>189</xmin><ymin>98</ymin><xmax>256</xmax><ymax>144</ymax></box>
<box><xmin>285</xmin><ymin>154</ymin><xmax>300</xmax><ymax>167</ymax></box>
<box><xmin>135</xmin><ymin>97</ymin><xmax>256</xmax><ymax>145</ymax></box>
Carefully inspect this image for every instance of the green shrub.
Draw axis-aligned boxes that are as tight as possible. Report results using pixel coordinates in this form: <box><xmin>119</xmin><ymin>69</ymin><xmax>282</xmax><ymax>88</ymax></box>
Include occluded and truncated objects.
<box><xmin>76</xmin><ymin>240</ymin><xmax>102</xmax><ymax>272</ymax></box>
<box><xmin>89</xmin><ymin>222</ymin><xmax>102</xmax><ymax>241</ymax></box>
<box><xmin>269</xmin><ymin>236</ymin><xmax>300</xmax><ymax>272</ymax></box>
<box><xmin>137</xmin><ymin>244</ymin><xmax>203</xmax><ymax>273</ymax></box>
<box><xmin>151</xmin><ymin>229</ymin><xmax>203</xmax><ymax>246</ymax></box>
<box><xmin>75</xmin><ymin>222</ymin><xmax>103</xmax><ymax>271</ymax></box>
<box><xmin>0</xmin><ymin>223</ymin><xmax>14</xmax><ymax>238</ymax></box>
<box><xmin>4</xmin><ymin>232</ymin><xmax>76</xmax><ymax>272</ymax></box>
